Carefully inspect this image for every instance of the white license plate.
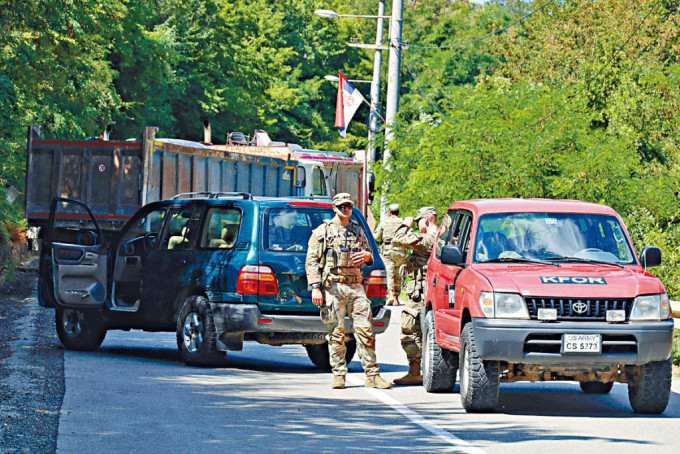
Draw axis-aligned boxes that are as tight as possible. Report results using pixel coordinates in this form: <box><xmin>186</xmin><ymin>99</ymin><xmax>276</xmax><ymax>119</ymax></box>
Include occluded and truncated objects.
<box><xmin>562</xmin><ymin>334</ymin><xmax>601</xmax><ymax>353</ymax></box>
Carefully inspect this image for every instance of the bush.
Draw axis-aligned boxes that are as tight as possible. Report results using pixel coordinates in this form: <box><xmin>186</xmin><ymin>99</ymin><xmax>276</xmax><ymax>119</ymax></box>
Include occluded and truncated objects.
<box><xmin>624</xmin><ymin>208</ymin><xmax>680</xmax><ymax>301</ymax></box>
<box><xmin>672</xmin><ymin>331</ymin><xmax>679</xmax><ymax>367</ymax></box>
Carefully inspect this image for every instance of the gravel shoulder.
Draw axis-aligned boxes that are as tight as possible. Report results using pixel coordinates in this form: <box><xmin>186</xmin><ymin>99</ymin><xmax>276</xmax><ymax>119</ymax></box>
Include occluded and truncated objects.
<box><xmin>0</xmin><ymin>260</ymin><xmax>63</xmax><ymax>453</ymax></box>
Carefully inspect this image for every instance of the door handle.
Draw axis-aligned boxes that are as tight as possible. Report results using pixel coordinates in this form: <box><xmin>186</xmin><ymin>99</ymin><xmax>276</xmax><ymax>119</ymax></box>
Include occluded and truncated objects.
<box><xmin>433</xmin><ymin>277</ymin><xmax>437</xmax><ymax>287</ymax></box>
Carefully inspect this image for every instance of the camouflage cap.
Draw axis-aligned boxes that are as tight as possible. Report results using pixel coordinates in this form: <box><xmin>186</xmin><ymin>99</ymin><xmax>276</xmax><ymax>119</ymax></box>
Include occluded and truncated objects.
<box><xmin>333</xmin><ymin>193</ymin><xmax>354</xmax><ymax>206</ymax></box>
<box><xmin>389</xmin><ymin>203</ymin><xmax>399</xmax><ymax>213</ymax></box>
<box><xmin>414</xmin><ymin>206</ymin><xmax>437</xmax><ymax>222</ymax></box>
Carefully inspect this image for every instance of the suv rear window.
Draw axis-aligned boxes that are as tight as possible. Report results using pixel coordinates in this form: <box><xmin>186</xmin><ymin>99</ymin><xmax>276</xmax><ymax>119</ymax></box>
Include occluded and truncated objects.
<box><xmin>264</xmin><ymin>207</ymin><xmax>334</xmax><ymax>252</ymax></box>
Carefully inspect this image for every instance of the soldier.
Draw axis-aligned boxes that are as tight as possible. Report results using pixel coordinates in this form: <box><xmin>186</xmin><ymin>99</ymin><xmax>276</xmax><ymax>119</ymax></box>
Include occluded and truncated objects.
<box><xmin>373</xmin><ymin>204</ymin><xmax>407</xmax><ymax>306</ymax></box>
<box><xmin>305</xmin><ymin>193</ymin><xmax>393</xmax><ymax>390</ymax></box>
<box><xmin>391</xmin><ymin>206</ymin><xmax>438</xmax><ymax>386</ymax></box>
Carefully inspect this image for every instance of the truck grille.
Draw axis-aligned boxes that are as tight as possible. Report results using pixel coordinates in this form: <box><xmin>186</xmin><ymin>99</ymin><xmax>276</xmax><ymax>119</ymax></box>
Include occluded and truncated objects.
<box><xmin>525</xmin><ymin>297</ymin><xmax>634</xmax><ymax>321</ymax></box>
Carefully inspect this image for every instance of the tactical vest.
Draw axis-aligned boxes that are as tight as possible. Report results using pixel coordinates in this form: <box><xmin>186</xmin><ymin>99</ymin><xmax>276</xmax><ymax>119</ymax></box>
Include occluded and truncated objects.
<box><xmin>319</xmin><ymin>220</ymin><xmax>364</xmax><ymax>284</ymax></box>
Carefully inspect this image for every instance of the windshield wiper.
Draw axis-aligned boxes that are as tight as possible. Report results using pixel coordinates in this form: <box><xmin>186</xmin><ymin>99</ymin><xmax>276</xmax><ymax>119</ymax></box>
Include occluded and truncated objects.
<box><xmin>543</xmin><ymin>256</ymin><xmax>625</xmax><ymax>269</ymax></box>
<box><xmin>480</xmin><ymin>257</ymin><xmax>560</xmax><ymax>266</ymax></box>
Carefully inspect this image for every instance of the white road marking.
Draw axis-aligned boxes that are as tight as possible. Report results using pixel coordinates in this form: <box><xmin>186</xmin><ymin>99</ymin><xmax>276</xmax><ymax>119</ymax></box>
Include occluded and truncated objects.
<box><xmin>347</xmin><ymin>374</ymin><xmax>485</xmax><ymax>454</ymax></box>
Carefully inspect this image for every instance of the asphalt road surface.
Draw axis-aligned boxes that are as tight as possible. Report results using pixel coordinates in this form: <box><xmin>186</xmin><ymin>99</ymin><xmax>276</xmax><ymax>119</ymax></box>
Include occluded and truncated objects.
<box><xmin>2</xmin><ymin>278</ymin><xmax>680</xmax><ymax>453</ymax></box>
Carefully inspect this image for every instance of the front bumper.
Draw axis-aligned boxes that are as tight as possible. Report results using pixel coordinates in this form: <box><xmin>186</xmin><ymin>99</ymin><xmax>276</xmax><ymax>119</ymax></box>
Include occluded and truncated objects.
<box><xmin>472</xmin><ymin>318</ymin><xmax>674</xmax><ymax>366</ymax></box>
<box><xmin>210</xmin><ymin>303</ymin><xmax>391</xmax><ymax>350</ymax></box>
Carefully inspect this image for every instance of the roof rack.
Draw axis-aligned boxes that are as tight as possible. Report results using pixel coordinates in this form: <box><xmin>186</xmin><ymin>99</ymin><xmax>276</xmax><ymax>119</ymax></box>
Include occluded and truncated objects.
<box><xmin>172</xmin><ymin>192</ymin><xmax>253</xmax><ymax>200</ymax></box>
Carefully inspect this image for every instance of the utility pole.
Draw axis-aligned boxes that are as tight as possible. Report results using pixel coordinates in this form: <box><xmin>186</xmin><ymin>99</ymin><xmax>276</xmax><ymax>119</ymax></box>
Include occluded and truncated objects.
<box><xmin>367</xmin><ymin>1</ymin><xmax>386</xmax><ymax>164</ymax></box>
<box><xmin>380</xmin><ymin>0</ymin><xmax>403</xmax><ymax>221</ymax></box>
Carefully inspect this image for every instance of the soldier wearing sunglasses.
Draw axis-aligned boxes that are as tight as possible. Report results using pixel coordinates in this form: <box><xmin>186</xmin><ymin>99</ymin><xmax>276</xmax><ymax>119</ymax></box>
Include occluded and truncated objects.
<box><xmin>305</xmin><ymin>193</ymin><xmax>392</xmax><ymax>390</ymax></box>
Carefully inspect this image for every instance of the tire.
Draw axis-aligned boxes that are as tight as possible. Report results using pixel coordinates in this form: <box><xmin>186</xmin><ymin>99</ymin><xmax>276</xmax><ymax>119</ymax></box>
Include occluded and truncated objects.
<box><xmin>459</xmin><ymin>323</ymin><xmax>499</xmax><ymax>413</ymax></box>
<box><xmin>422</xmin><ymin>311</ymin><xmax>458</xmax><ymax>393</ymax></box>
<box><xmin>305</xmin><ymin>339</ymin><xmax>357</xmax><ymax>370</ymax></box>
<box><xmin>55</xmin><ymin>308</ymin><xmax>107</xmax><ymax>351</ymax></box>
<box><xmin>627</xmin><ymin>359</ymin><xmax>672</xmax><ymax>414</ymax></box>
<box><xmin>176</xmin><ymin>295</ymin><xmax>224</xmax><ymax>367</ymax></box>
<box><xmin>579</xmin><ymin>381</ymin><xmax>614</xmax><ymax>394</ymax></box>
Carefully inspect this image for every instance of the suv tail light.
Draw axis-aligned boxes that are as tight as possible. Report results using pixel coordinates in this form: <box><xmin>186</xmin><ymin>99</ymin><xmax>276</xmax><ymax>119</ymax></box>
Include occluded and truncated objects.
<box><xmin>236</xmin><ymin>265</ymin><xmax>279</xmax><ymax>296</ymax></box>
<box><xmin>365</xmin><ymin>269</ymin><xmax>387</xmax><ymax>298</ymax></box>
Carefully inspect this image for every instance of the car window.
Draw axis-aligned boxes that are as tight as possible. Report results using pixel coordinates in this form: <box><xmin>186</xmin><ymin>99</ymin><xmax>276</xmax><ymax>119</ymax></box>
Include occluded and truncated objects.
<box><xmin>200</xmin><ymin>208</ymin><xmax>243</xmax><ymax>249</ymax></box>
<box><xmin>265</xmin><ymin>207</ymin><xmax>370</xmax><ymax>253</ymax></box>
<box><xmin>117</xmin><ymin>208</ymin><xmax>167</xmax><ymax>255</ymax></box>
<box><xmin>312</xmin><ymin>167</ymin><xmax>327</xmax><ymax>196</ymax></box>
<box><xmin>436</xmin><ymin>211</ymin><xmax>460</xmax><ymax>259</ymax></box>
<box><xmin>159</xmin><ymin>206</ymin><xmax>202</xmax><ymax>250</ymax></box>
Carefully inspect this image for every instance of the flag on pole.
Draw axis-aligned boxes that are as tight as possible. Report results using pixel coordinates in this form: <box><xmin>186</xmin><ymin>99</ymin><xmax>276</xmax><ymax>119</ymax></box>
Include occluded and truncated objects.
<box><xmin>334</xmin><ymin>71</ymin><xmax>366</xmax><ymax>138</ymax></box>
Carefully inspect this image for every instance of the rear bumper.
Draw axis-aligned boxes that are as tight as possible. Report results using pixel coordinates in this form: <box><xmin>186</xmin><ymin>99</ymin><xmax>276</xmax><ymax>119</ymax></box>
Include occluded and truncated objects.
<box><xmin>471</xmin><ymin>318</ymin><xmax>674</xmax><ymax>366</ymax></box>
<box><xmin>210</xmin><ymin>303</ymin><xmax>391</xmax><ymax>350</ymax></box>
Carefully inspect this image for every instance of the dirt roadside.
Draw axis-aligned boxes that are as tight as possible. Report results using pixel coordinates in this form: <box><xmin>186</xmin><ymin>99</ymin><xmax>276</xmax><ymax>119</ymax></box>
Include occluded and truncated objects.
<box><xmin>0</xmin><ymin>261</ymin><xmax>63</xmax><ymax>453</ymax></box>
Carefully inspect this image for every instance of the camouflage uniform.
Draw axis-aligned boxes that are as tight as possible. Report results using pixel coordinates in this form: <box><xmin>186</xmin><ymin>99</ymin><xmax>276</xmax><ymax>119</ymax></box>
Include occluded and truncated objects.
<box><xmin>391</xmin><ymin>207</ymin><xmax>437</xmax><ymax>386</ymax></box>
<box><xmin>305</xmin><ymin>213</ymin><xmax>380</xmax><ymax>379</ymax></box>
<box><xmin>374</xmin><ymin>213</ymin><xmax>406</xmax><ymax>306</ymax></box>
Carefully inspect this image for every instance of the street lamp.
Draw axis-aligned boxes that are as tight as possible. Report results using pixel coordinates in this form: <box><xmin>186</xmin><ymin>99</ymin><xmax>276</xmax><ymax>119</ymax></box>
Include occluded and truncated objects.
<box><xmin>316</xmin><ymin>2</ymin><xmax>403</xmax><ymax>221</ymax></box>
<box><xmin>316</xmin><ymin>3</ymin><xmax>387</xmax><ymax>172</ymax></box>
<box><xmin>324</xmin><ymin>75</ymin><xmax>373</xmax><ymax>84</ymax></box>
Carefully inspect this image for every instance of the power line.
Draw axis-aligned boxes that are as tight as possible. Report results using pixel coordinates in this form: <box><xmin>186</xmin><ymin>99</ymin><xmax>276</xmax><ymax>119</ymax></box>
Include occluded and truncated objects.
<box><xmin>406</xmin><ymin>0</ymin><xmax>556</xmax><ymax>50</ymax></box>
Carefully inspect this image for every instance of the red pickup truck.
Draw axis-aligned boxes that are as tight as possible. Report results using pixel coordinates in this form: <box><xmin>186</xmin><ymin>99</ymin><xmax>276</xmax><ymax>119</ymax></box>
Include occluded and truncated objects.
<box><xmin>422</xmin><ymin>199</ymin><xmax>674</xmax><ymax>414</ymax></box>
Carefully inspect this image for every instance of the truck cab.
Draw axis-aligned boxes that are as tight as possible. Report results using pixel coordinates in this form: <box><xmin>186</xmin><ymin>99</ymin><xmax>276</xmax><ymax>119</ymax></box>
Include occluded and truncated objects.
<box><xmin>422</xmin><ymin>198</ymin><xmax>673</xmax><ymax>414</ymax></box>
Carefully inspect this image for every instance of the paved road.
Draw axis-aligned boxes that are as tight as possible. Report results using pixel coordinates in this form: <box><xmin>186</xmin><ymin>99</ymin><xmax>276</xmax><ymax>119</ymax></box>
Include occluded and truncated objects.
<box><xmin>53</xmin><ymin>306</ymin><xmax>680</xmax><ymax>454</ymax></box>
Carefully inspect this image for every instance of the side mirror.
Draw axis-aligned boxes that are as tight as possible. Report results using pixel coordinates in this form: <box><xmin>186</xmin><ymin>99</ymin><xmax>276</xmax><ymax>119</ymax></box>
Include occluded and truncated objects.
<box><xmin>640</xmin><ymin>247</ymin><xmax>661</xmax><ymax>268</ymax></box>
<box><xmin>441</xmin><ymin>245</ymin><xmax>464</xmax><ymax>266</ymax></box>
<box><xmin>295</xmin><ymin>166</ymin><xmax>306</xmax><ymax>188</ymax></box>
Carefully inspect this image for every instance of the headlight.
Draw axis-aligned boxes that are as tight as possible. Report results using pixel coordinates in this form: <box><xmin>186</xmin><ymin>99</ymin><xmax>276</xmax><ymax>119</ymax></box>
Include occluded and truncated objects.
<box><xmin>629</xmin><ymin>293</ymin><xmax>670</xmax><ymax>321</ymax></box>
<box><xmin>479</xmin><ymin>292</ymin><xmax>529</xmax><ymax>319</ymax></box>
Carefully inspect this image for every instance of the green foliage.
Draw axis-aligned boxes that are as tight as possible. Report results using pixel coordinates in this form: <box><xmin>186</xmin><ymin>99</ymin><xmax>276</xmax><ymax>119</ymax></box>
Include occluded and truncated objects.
<box><xmin>672</xmin><ymin>331</ymin><xmax>680</xmax><ymax>367</ymax></box>
<box><xmin>624</xmin><ymin>208</ymin><xmax>680</xmax><ymax>300</ymax></box>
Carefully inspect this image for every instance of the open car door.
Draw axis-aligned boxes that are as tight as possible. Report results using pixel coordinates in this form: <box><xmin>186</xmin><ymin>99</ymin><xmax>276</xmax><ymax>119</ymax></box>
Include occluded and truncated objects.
<box><xmin>44</xmin><ymin>197</ymin><xmax>108</xmax><ymax>307</ymax></box>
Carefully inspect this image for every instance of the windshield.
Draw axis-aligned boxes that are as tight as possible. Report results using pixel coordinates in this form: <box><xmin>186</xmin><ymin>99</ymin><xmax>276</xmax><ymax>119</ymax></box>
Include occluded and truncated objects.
<box><xmin>473</xmin><ymin>212</ymin><xmax>636</xmax><ymax>265</ymax></box>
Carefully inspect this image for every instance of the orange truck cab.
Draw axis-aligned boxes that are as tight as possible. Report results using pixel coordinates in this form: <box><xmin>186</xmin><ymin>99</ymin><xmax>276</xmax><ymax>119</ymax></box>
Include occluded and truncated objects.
<box><xmin>423</xmin><ymin>198</ymin><xmax>674</xmax><ymax>414</ymax></box>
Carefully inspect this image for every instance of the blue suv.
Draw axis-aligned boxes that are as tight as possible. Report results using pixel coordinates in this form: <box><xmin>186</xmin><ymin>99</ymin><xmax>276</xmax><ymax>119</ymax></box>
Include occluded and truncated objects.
<box><xmin>38</xmin><ymin>193</ymin><xmax>391</xmax><ymax>367</ymax></box>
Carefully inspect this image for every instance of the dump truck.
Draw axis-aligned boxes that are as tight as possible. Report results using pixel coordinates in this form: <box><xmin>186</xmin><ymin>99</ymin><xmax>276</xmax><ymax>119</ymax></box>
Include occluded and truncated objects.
<box><xmin>24</xmin><ymin>126</ymin><xmax>331</xmax><ymax>235</ymax></box>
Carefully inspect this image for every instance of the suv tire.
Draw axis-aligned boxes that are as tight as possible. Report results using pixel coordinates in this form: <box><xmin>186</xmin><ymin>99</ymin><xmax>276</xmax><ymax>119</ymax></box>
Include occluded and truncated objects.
<box><xmin>176</xmin><ymin>295</ymin><xmax>224</xmax><ymax>367</ymax></box>
<box><xmin>305</xmin><ymin>339</ymin><xmax>357</xmax><ymax>370</ymax></box>
<box><xmin>422</xmin><ymin>311</ymin><xmax>457</xmax><ymax>393</ymax></box>
<box><xmin>459</xmin><ymin>323</ymin><xmax>499</xmax><ymax>413</ymax></box>
<box><xmin>627</xmin><ymin>359</ymin><xmax>671</xmax><ymax>414</ymax></box>
<box><xmin>579</xmin><ymin>381</ymin><xmax>614</xmax><ymax>394</ymax></box>
<box><xmin>56</xmin><ymin>308</ymin><xmax>107</xmax><ymax>351</ymax></box>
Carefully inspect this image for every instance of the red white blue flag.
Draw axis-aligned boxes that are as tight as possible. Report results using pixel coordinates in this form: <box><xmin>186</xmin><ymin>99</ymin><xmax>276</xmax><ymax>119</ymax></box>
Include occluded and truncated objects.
<box><xmin>334</xmin><ymin>71</ymin><xmax>366</xmax><ymax>138</ymax></box>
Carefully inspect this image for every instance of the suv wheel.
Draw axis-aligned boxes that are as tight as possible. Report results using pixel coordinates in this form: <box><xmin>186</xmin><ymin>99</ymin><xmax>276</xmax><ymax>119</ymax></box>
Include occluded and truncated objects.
<box><xmin>56</xmin><ymin>308</ymin><xmax>107</xmax><ymax>351</ymax></box>
<box><xmin>459</xmin><ymin>323</ymin><xmax>499</xmax><ymax>413</ymax></box>
<box><xmin>305</xmin><ymin>339</ymin><xmax>356</xmax><ymax>370</ymax></box>
<box><xmin>627</xmin><ymin>359</ymin><xmax>671</xmax><ymax>414</ymax></box>
<box><xmin>579</xmin><ymin>381</ymin><xmax>614</xmax><ymax>394</ymax></box>
<box><xmin>176</xmin><ymin>295</ymin><xmax>224</xmax><ymax>367</ymax></box>
<box><xmin>422</xmin><ymin>311</ymin><xmax>457</xmax><ymax>393</ymax></box>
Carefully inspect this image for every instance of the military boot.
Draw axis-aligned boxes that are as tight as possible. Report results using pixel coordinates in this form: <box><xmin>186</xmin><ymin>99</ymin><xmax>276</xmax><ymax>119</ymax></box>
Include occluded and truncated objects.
<box><xmin>332</xmin><ymin>375</ymin><xmax>346</xmax><ymax>389</ymax></box>
<box><xmin>393</xmin><ymin>360</ymin><xmax>423</xmax><ymax>386</ymax></box>
<box><xmin>365</xmin><ymin>374</ymin><xmax>393</xmax><ymax>389</ymax></box>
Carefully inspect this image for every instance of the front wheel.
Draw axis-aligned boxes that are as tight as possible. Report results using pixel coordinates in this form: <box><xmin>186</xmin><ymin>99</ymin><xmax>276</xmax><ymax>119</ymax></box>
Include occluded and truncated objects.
<box><xmin>459</xmin><ymin>323</ymin><xmax>499</xmax><ymax>413</ymax></box>
<box><xmin>628</xmin><ymin>359</ymin><xmax>672</xmax><ymax>414</ymax></box>
<box><xmin>55</xmin><ymin>308</ymin><xmax>107</xmax><ymax>351</ymax></box>
<box><xmin>176</xmin><ymin>295</ymin><xmax>224</xmax><ymax>367</ymax></box>
<box><xmin>305</xmin><ymin>339</ymin><xmax>356</xmax><ymax>370</ymax></box>
<box><xmin>422</xmin><ymin>311</ymin><xmax>457</xmax><ymax>393</ymax></box>
<box><xmin>580</xmin><ymin>381</ymin><xmax>614</xmax><ymax>394</ymax></box>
